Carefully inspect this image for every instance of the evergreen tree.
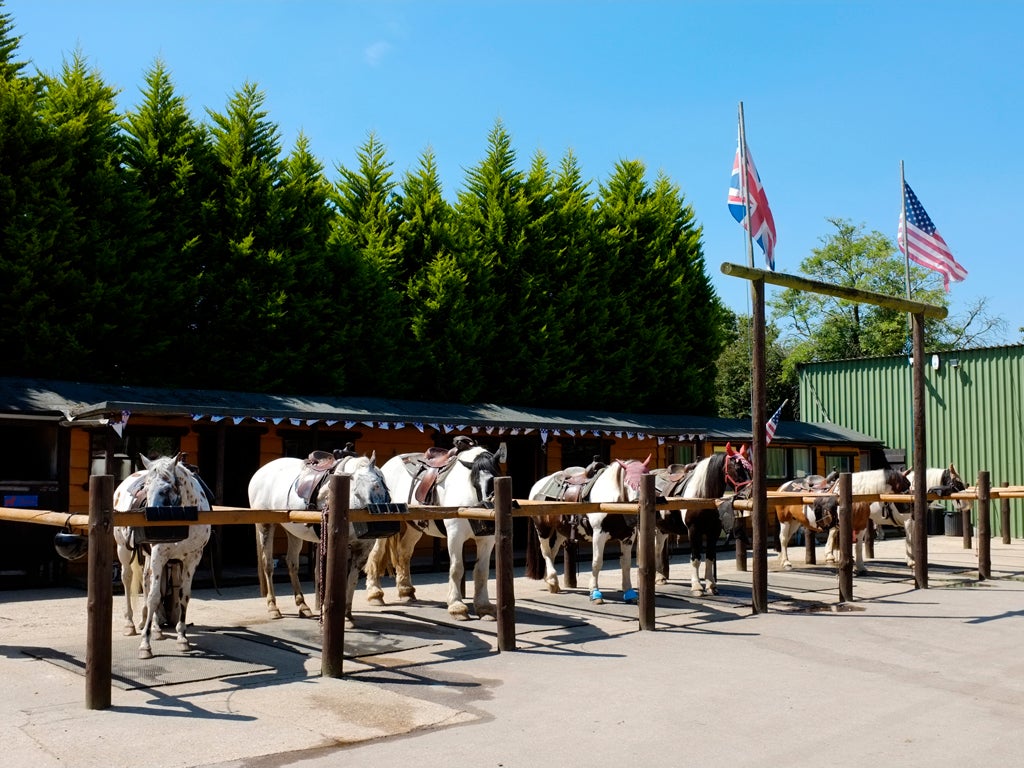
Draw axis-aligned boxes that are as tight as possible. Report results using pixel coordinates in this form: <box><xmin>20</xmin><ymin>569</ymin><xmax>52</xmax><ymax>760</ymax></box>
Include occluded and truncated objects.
<box><xmin>199</xmin><ymin>81</ymin><xmax>288</xmax><ymax>389</ymax></box>
<box><xmin>121</xmin><ymin>60</ymin><xmax>217</xmax><ymax>385</ymax></box>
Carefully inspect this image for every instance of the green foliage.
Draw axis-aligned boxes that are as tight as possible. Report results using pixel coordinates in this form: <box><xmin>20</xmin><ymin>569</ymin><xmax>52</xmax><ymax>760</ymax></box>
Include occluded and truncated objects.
<box><xmin>0</xmin><ymin>17</ymin><xmax>730</xmax><ymax>415</ymax></box>
<box><xmin>715</xmin><ymin>312</ymin><xmax>797</xmax><ymax>419</ymax></box>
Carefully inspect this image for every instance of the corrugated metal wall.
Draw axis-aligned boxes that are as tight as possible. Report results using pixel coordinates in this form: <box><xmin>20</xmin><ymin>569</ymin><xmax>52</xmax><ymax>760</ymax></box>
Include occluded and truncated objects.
<box><xmin>799</xmin><ymin>344</ymin><xmax>1024</xmax><ymax>538</ymax></box>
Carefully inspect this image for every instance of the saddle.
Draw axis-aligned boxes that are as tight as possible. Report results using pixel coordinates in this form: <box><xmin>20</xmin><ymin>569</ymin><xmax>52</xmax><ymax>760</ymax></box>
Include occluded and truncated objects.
<box><xmin>654</xmin><ymin>461</ymin><xmax>698</xmax><ymax>498</ymax></box>
<box><xmin>401</xmin><ymin>436</ymin><xmax>477</xmax><ymax>505</ymax></box>
<box><xmin>535</xmin><ymin>457</ymin><xmax>608</xmax><ymax>504</ymax></box>
<box><xmin>293</xmin><ymin>447</ymin><xmax>355</xmax><ymax>510</ymax></box>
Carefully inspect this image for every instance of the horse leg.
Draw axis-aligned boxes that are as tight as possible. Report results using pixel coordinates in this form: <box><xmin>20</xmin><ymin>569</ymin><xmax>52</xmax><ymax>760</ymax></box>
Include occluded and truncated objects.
<box><xmin>824</xmin><ymin>527</ymin><xmax>838</xmax><ymax>564</ymax></box>
<box><xmin>137</xmin><ymin>552</ymin><xmax>167</xmax><ymax>659</ymax></box>
<box><xmin>284</xmin><ymin>533</ymin><xmax>314</xmax><ymax>618</ymax></box>
<box><xmin>116</xmin><ymin>539</ymin><xmax>139</xmax><ymax>636</ymax></box>
<box><xmin>255</xmin><ymin>523</ymin><xmax>283</xmax><ymax>619</ymax></box>
<box><xmin>654</xmin><ymin>529</ymin><xmax>669</xmax><ymax>585</ymax></box>
<box><xmin>173</xmin><ymin>553</ymin><xmax>202</xmax><ymax>650</ymax></box>
<box><xmin>444</xmin><ymin>523</ymin><xmax>471</xmax><ymax>620</ymax></box>
<box><xmin>687</xmin><ymin>525</ymin><xmax>704</xmax><ymax>596</ymax></box>
<box><xmin>778</xmin><ymin>519</ymin><xmax>793</xmax><ymax>569</ymax></box>
<box><xmin>363</xmin><ymin>535</ymin><xmax>388</xmax><ymax>606</ymax></box>
<box><xmin>538</xmin><ymin>530</ymin><xmax>564</xmax><ymax>593</ymax></box>
<box><xmin>392</xmin><ymin>525</ymin><xmax>422</xmax><ymax>602</ymax></box>
<box><xmin>471</xmin><ymin>535</ymin><xmax>497</xmax><ymax>620</ymax></box>
<box><xmin>589</xmin><ymin>530</ymin><xmax>611</xmax><ymax>603</ymax></box>
<box><xmin>347</xmin><ymin>543</ymin><xmax>373</xmax><ymax>628</ymax></box>
<box><xmin>903</xmin><ymin>515</ymin><xmax>915</xmax><ymax>567</ymax></box>
<box><xmin>853</xmin><ymin>528</ymin><xmax>867</xmax><ymax>575</ymax></box>
<box><xmin>619</xmin><ymin>539</ymin><xmax>638</xmax><ymax>604</ymax></box>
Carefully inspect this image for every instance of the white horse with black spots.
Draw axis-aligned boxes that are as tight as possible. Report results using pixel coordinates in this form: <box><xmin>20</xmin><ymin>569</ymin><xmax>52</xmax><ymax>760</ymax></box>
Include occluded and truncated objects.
<box><xmin>248</xmin><ymin>452</ymin><xmax>392</xmax><ymax>626</ymax></box>
<box><xmin>113</xmin><ymin>453</ymin><xmax>212</xmax><ymax>660</ymax></box>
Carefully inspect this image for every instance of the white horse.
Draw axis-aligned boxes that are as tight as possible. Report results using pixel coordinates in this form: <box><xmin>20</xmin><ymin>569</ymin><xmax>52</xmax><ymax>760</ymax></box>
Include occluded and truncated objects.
<box><xmin>113</xmin><ymin>453</ymin><xmax>212</xmax><ymax>660</ymax></box>
<box><xmin>364</xmin><ymin>444</ymin><xmax>503</xmax><ymax>621</ymax></box>
<box><xmin>248</xmin><ymin>452</ymin><xmax>392</xmax><ymax>625</ymax></box>
<box><xmin>862</xmin><ymin>464</ymin><xmax>970</xmax><ymax>567</ymax></box>
<box><xmin>525</xmin><ymin>456</ymin><xmax>651</xmax><ymax>604</ymax></box>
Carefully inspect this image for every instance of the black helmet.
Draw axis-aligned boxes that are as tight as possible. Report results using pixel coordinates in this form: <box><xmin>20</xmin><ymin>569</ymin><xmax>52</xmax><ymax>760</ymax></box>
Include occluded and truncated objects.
<box><xmin>54</xmin><ymin>525</ymin><xmax>88</xmax><ymax>561</ymax></box>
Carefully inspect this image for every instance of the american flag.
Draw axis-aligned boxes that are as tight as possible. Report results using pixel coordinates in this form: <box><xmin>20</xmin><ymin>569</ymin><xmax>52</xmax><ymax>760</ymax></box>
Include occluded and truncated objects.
<box><xmin>898</xmin><ymin>181</ymin><xmax>967</xmax><ymax>292</ymax></box>
<box><xmin>728</xmin><ymin>143</ymin><xmax>777</xmax><ymax>270</ymax></box>
<box><xmin>765</xmin><ymin>403</ymin><xmax>783</xmax><ymax>445</ymax></box>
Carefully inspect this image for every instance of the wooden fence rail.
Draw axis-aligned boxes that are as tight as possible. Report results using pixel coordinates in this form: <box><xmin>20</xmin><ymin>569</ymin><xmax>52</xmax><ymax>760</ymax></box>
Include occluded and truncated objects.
<box><xmin>0</xmin><ymin>470</ymin><xmax>1011</xmax><ymax>707</ymax></box>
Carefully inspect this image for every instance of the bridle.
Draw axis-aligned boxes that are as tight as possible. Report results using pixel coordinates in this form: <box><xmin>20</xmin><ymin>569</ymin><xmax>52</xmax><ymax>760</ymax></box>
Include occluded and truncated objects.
<box><xmin>724</xmin><ymin>452</ymin><xmax>753</xmax><ymax>498</ymax></box>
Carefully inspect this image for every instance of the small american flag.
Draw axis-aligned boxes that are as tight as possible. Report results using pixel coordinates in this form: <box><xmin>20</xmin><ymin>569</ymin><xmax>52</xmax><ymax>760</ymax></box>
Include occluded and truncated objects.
<box><xmin>729</xmin><ymin>143</ymin><xmax>777</xmax><ymax>270</ymax></box>
<box><xmin>898</xmin><ymin>181</ymin><xmax>967</xmax><ymax>292</ymax></box>
<box><xmin>765</xmin><ymin>403</ymin><xmax>783</xmax><ymax>445</ymax></box>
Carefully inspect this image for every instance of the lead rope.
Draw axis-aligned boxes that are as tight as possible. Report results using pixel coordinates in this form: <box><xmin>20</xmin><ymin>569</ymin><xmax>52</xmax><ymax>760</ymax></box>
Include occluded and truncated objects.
<box><xmin>318</xmin><ymin>504</ymin><xmax>328</xmax><ymax>628</ymax></box>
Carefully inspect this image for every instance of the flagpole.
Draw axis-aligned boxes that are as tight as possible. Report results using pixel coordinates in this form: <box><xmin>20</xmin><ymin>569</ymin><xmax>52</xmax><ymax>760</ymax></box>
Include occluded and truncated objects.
<box><xmin>738</xmin><ymin>102</ymin><xmax>755</xmax><ymax>269</ymax></box>
<box><xmin>900</xmin><ymin>160</ymin><xmax>911</xmax><ymax>301</ymax></box>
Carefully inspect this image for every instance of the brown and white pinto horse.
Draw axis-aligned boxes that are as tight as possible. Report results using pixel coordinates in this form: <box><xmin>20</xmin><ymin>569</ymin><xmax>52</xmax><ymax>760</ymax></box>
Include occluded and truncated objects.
<box><xmin>862</xmin><ymin>464</ymin><xmax>970</xmax><ymax>568</ymax></box>
<box><xmin>526</xmin><ymin>456</ymin><xmax>651</xmax><ymax>604</ymax></box>
<box><xmin>821</xmin><ymin>467</ymin><xmax>912</xmax><ymax>574</ymax></box>
<box><xmin>653</xmin><ymin>445</ymin><xmax>752</xmax><ymax>595</ymax></box>
<box><xmin>774</xmin><ymin>471</ymin><xmax>839</xmax><ymax>570</ymax></box>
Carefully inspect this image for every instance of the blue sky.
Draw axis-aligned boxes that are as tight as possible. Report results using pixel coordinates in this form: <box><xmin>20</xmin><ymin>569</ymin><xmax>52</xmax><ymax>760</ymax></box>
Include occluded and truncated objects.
<box><xmin>6</xmin><ymin>1</ymin><xmax>1019</xmax><ymax>344</ymax></box>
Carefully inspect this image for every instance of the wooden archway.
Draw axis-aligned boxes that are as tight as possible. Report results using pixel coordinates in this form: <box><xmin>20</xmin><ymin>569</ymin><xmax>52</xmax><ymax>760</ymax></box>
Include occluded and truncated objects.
<box><xmin>721</xmin><ymin>262</ymin><xmax>948</xmax><ymax>610</ymax></box>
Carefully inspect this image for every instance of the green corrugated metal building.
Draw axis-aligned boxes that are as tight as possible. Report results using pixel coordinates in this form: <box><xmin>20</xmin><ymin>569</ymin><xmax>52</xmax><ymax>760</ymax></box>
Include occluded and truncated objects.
<box><xmin>799</xmin><ymin>343</ymin><xmax>1024</xmax><ymax>538</ymax></box>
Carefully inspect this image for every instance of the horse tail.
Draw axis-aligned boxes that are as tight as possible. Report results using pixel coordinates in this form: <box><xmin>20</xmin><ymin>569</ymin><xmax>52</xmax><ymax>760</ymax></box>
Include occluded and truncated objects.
<box><xmin>379</xmin><ymin>530</ymin><xmax>400</xmax><ymax>578</ymax></box>
<box><xmin>525</xmin><ymin>518</ymin><xmax>544</xmax><ymax>580</ymax></box>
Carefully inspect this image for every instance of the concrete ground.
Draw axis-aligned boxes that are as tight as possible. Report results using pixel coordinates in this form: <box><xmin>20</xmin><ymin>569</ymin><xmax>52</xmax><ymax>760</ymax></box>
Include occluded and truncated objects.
<box><xmin>2</xmin><ymin>533</ymin><xmax>1023</xmax><ymax>768</ymax></box>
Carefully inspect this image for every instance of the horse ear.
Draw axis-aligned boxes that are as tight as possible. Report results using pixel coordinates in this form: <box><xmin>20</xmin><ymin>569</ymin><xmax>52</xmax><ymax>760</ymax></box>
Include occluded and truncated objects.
<box><xmin>140</xmin><ymin>454</ymin><xmax>154</xmax><ymax>471</ymax></box>
<box><xmin>643</xmin><ymin>454</ymin><xmax>652</xmax><ymax>467</ymax></box>
<box><xmin>725</xmin><ymin>442</ymin><xmax>734</xmax><ymax>455</ymax></box>
<box><xmin>740</xmin><ymin>444</ymin><xmax>749</xmax><ymax>457</ymax></box>
<box><xmin>369</xmin><ymin>450</ymin><xmax>377</xmax><ymax>466</ymax></box>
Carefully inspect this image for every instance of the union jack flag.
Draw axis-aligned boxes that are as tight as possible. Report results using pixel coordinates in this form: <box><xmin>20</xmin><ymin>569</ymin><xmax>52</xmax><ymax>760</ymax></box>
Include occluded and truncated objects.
<box><xmin>898</xmin><ymin>181</ymin><xmax>966</xmax><ymax>292</ymax></box>
<box><xmin>729</xmin><ymin>143</ymin><xmax>777</xmax><ymax>271</ymax></box>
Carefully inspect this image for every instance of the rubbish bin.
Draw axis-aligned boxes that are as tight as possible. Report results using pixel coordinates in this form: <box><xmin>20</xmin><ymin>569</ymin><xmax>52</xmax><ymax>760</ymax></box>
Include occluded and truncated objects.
<box><xmin>927</xmin><ymin>505</ymin><xmax>945</xmax><ymax>535</ymax></box>
<box><xmin>944</xmin><ymin>511</ymin><xmax>964</xmax><ymax>537</ymax></box>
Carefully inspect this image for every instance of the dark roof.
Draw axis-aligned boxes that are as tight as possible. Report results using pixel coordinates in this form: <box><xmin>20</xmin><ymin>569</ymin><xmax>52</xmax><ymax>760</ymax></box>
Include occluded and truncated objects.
<box><xmin>0</xmin><ymin>376</ymin><xmax>882</xmax><ymax>446</ymax></box>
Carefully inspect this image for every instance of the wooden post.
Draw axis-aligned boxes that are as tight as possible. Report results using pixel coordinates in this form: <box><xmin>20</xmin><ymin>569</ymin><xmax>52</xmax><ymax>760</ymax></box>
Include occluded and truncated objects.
<box><xmin>911</xmin><ymin>313</ymin><xmax>929</xmax><ymax>589</ymax></box>
<box><xmin>1001</xmin><ymin>481</ymin><xmax>1011</xmax><ymax>545</ymax></box>
<box><xmin>805</xmin><ymin>522</ymin><xmax>816</xmax><ymax>565</ymax></box>
<box><xmin>751</xmin><ymin>276</ymin><xmax>769</xmax><ymax>614</ymax></box>
<box><xmin>838</xmin><ymin>473</ymin><xmax>853</xmax><ymax>603</ymax></box>
<box><xmin>978</xmin><ymin>471</ymin><xmax>991</xmax><ymax>581</ymax></box>
<box><xmin>865</xmin><ymin>519</ymin><xmax>875</xmax><ymax>560</ymax></box>
<box><xmin>735</xmin><ymin>525</ymin><xmax>748</xmax><ymax>571</ymax></box>
<box><xmin>564</xmin><ymin>540</ymin><xmax>578</xmax><ymax>589</ymax></box>
<box><xmin>638</xmin><ymin>475</ymin><xmax>656</xmax><ymax>631</ymax></box>
<box><xmin>85</xmin><ymin>474</ymin><xmax>113</xmax><ymax>710</ymax></box>
<box><xmin>495</xmin><ymin>476</ymin><xmax>516</xmax><ymax>651</ymax></box>
<box><xmin>962</xmin><ymin>488</ymin><xmax>973</xmax><ymax>551</ymax></box>
<box><xmin>321</xmin><ymin>474</ymin><xmax>350</xmax><ymax>678</ymax></box>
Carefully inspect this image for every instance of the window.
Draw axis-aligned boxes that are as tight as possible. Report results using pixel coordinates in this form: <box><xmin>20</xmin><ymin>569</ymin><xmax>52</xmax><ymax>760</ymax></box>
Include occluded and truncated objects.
<box><xmin>765</xmin><ymin>448</ymin><xmax>787</xmax><ymax>480</ymax></box>
<box><xmin>791</xmin><ymin>448</ymin><xmax>813</xmax><ymax>479</ymax></box>
<box><xmin>665</xmin><ymin>443</ymin><xmax>694</xmax><ymax>466</ymax></box>
<box><xmin>822</xmin><ymin>453</ymin><xmax>855</xmax><ymax>474</ymax></box>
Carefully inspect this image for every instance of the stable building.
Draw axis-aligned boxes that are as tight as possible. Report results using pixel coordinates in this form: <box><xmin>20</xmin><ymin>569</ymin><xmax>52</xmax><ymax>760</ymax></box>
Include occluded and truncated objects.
<box><xmin>1</xmin><ymin>376</ymin><xmax>887</xmax><ymax>587</ymax></box>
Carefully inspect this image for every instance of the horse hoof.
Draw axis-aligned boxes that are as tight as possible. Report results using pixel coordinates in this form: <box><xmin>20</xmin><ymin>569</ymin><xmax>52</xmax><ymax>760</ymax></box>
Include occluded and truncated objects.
<box><xmin>448</xmin><ymin>606</ymin><xmax>471</xmax><ymax>621</ymax></box>
<box><xmin>690</xmin><ymin>587</ymin><xmax>704</xmax><ymax>597</ymax></box>
<box><xmin>783</xmin><ymin>563</ymin><xmax>793</xmax><ymax>571</ymax></box>
<box><xmin>655</xmin><ymin>576</ymin><xmax>668</xmax><ymax>586</ymax></box>
<box><xmin>707</xmin><ymin>585</ymin><xmax>719</xmax><ymax>596</ymax></box>
<box><xmin>397</xmin><ymin>594</ymin><xmax>417</xmax><ymax>604</ymax></box>
<box><xmin>138</xmin><ymin>648</ymin><xmax>153</xmax><ymax>660</ymax></box>
<box><xmin>298</xmin><ymin>607</ymin><xmax>314</xmax><ymax>619</ymax></box>
<box><xmin>365</xmin><ymin>596</ymin><xmax>385</xmax><ymax>607</ymax></box>
<box><xmin>122</xmin><ymin>626</ymin><xmax>138</xmax><ymax>637</ymax></box>
<box><xmin>268</xmin><ymin>608</ymin><xmax>283</xmax><ymax>619</ymax></box>
<box><xmin>590</xmin><ymin>590</ymin><xmax>604</xmax><ymax>604</ymax></box>
<box><xmin>477</xmin><ymin>612</ymin><xmax>497</xmax><ymax>622</ymax></box>
<box><xmin>177</xmin><ymin>640</ymin><xmax>191</xmax><ymax>651</ymax></box>
<box><xmin>623</xmin><ymin>589</ymin><xmax>639</xmax><ymax>604</ymax></box>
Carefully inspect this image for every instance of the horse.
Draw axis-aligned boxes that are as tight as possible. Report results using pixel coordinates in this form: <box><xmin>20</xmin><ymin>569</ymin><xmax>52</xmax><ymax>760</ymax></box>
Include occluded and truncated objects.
<box><xmin>773</xmin><ymin>471</ymin><xmax>840</xmax><ymax>570</ymax></box>
<box><xmin>653</xmin><ymin>445</ymin><xmax>753</xmax><ymax>596</ymax></box>
<box><xmin>525</xmin><ymin>455</ymin><xmax>651</xmax><ymax>604</ymax></box>
<box><xmin>113</xmin><ymin>453</ymin><xmax>212</xmax><ymax>660</ymax></box>
<box><xmin>247</xmin><ymin>451</ymin><xmax>392</xmax><ymax>624</ymax></box>
<box><xmin>821</xmin><ymin>467</ymin><xmax>912</xmax><ymax>574</ymax></box>
<box><xmin>861</xmin><ymin>464</ymin><xmax>970</xmax><ymax>567</ymax></box>
<box><xmin>364</xmin><ymin>443</ymin><xmax>503</xmax><ymax>621</ymax></box>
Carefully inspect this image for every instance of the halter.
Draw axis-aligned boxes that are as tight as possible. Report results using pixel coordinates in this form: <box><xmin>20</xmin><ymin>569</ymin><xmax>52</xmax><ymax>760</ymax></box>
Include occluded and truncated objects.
<box><xmin>723</xmin><ymin>449</ymin><xmax>753</xmax><ymax>498</ymax></box>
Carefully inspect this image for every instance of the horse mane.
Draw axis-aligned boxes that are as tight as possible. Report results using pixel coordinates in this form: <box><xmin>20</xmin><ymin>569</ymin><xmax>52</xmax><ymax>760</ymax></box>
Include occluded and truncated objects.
<box><xmin>681</xmin><ymin>454</ymin><xmax>723</xmax><ymax>499</ymax></box>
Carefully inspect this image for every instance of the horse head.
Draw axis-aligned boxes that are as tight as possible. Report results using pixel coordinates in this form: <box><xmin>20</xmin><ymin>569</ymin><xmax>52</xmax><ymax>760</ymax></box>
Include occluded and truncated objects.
<box><xmin>723</xmin><ymin>443</ymin><xmax>753</xmax><ymax>497</ymax></box>
<box><xmin>461</xmin><ymin>446</ymin><xmax>503</xmax><ymax>505</ymax></box>
<box><xmin>614</xmin><ymin>454</ymin><xmax>652</xmax><ymax>495</ymax></box>
<box><xmin>140</xmin><ymin>453</ymin><xmax>185</xmax><ymax>507</ymax></box>
<box><xmin>340</xmin><ymin>453</ymin><xmax>392</xmax><ymax>509</ymax></box>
